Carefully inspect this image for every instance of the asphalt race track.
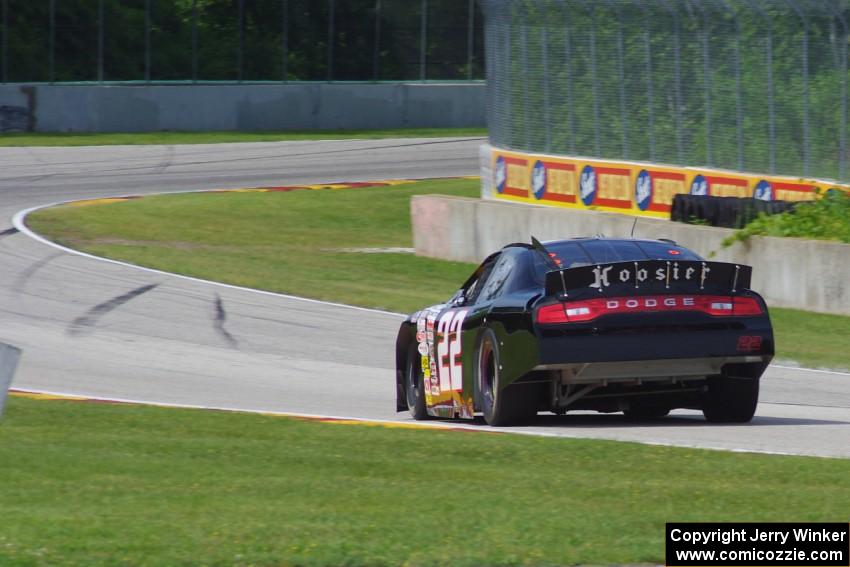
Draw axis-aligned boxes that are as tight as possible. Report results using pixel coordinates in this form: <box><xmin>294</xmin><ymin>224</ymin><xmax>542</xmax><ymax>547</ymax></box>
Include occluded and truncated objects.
<box><xmin>1</xmin><ymin>138</ymin><xmax>848</xmax><ymax>459</ymax></box>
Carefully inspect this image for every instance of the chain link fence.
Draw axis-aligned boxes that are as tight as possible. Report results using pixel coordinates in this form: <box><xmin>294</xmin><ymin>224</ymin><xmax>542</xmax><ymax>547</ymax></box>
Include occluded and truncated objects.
<box><xmin>483</xmin><ymin>0</ymin><xmax>850</xmax><ymax>183</ymax></box>
<box><xmin>0</xmin><ymin>0</ymin><xmax>484</xmax><ymax>84</ymax></box>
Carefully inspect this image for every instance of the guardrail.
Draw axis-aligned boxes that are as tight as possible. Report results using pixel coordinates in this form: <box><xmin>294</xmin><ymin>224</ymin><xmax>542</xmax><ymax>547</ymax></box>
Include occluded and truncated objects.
<box><xmin>0</xmin><ymin>342</ymin><xmax>22</xmax><ymax>418</ymax></box>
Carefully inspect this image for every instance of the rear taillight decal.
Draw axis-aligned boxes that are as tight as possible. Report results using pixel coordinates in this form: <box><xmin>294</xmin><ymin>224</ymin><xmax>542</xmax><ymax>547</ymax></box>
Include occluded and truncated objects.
<box><xmin>535</xmin><ymin>295</ymin><xmax>763</xmax><ymax>324</ymax></box>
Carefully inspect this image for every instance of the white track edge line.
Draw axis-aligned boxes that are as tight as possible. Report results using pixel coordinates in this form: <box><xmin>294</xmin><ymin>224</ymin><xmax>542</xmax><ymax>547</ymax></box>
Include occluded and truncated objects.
<box><xmin>770</xmin><ymin>364</ymin><xmax>850</xmax><ymax>377</ymax></box>
<box><xmin>12</xmin><ymin>198</ymin><xmax>406</xmax><ymax>319</ymax></box>
<box><xmin>10</xmin><ymin>387</ymin><xmax>845</xmax><ymax>460</ymax></box>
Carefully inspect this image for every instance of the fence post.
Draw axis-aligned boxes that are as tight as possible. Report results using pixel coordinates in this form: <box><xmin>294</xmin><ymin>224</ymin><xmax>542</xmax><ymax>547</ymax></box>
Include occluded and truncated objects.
<box><xmin>785</xmin><ymin>0</ymin><xmax>809</xmax><ymax>176</ymax></box>
<box><xmin>504</xmin><ymin>18</ymin><xmax>512</xmax><ymax>148</ymax></box>
<box><xmin>191</xmin><ymin>0</ymin><xmax>198</xmax><ymax>82</ymax></box>
<box><xmin>467</xmin><ymin>0</ymin><xmax>475</xmax><ymax>80</ymax></box>
<box><xmin>420</xmin><ymin>0</ymin><xmax>427</xmax><ymax>81</ymax></box>
<box><xmin>744</xmin><ymin>0</ymin><xmax>776</xmax><ymax>174</ymax></box>
<box><xmin>576</xmin><ymin>0</ymin><xmax>601</xmax><ymax>156</ymax></box>
<box><xmin>145</xmin><ymin>0</ymin><xmax>151</xmax><ymax>83</ymax></box>
<box><xmin>373</xmin><ymin>0</ymin><xmax>381</xmax><ymax>80</ymax></box>
<box><xmin>562</xmin><ymin>3</ymin><xmax>576</xmax><ymax>154</ymax></box>
<box><xmin>1</xmin><ymin>0</ymin><xmax>6</xmax><ymax>83</ymax></box>
<box><xmin>49</xmin><ymin>0</ymin><xmax>55</xmax><ymax>83</ymax></box>
<box><xmin>237</xmin><ymin>0</ymin><xmax>244</xmax><ymax>83</ymax></box>
<box><xmin>719</xmin><ymin>0</ymin><xmax>744</xmax><ymax>171</ymax></box>
<box><xmin>613</xmin><ymin>2</ymin><xmax>628</xmax><ymax>158</ymax></box>
<box><xmin>699</xmin><ymin>7</ymin><xmax>712</xmax><ymax>166</ymax></box>
<box><xmin>282</xmin><ymin>0</ymin><xmax>288</xmax><ymax>82</ymax></box>
<box><xmin>542</xmin><ymin>25</ymin><xmax>551</xmax><ymax>153</ymax></box>
<box><xmin>98</xmin><ymin>0</ymin><xmax>105</xmax><ymax>83</ymax></box>
<box><xmin>327</xmin><ymin>0</ymin><xmax>335</xmax><ymax>81</ymax></box>
<box><xmin>520</xmin><ymin>9</ymin><xmax>530</xmax><ymax>150</ymax></box>
<box><xmin>650</xmin><ymin>0</ymin><xmax>684</xmax><ymax>163</ymax></box>
<box><xmin>828</xmin><ymin>7</ymin><xmax>849</xmax><ymax>181</ymax></box>
<box><xmin>639</xmin><ymin>2</ymin><xmax>655</xmax><ymax>161</ymax></box>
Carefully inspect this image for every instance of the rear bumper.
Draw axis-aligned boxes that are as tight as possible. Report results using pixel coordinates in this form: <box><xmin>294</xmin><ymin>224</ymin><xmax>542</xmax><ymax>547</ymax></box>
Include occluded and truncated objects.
<box><xmin>535</xmin><ymin>312</ymin><xmax>774</xmax><ymax>369</ymax></box>
<box><xmin>535</xmin><ymin>355</ymin><xmax>771</xmax><ymax>384</ymax></box>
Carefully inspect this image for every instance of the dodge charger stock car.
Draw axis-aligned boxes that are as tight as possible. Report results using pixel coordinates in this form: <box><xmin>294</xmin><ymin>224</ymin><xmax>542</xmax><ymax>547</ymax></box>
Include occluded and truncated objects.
<box><xmin>395</xmin><ymin>237</ymin><xmax>774</xmax><ymax>426</ymax></box>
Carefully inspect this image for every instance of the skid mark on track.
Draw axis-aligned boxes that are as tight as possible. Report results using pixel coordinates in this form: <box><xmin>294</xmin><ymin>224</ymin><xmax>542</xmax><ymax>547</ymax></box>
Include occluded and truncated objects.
<box><xmin>213</xmin><ymin>293</ymin><xmax>239</xmax><ymax>348</ymax></box>
<box><xmin>0</xmin><ymin>227</ymin><xmax>19</xmax><ymax>238</ymax></box>
<box><xmin>12</xmin><ymin>251</ymin><xmax>64</xmax><ymax>294</ymax></box>
<box><xmin>68</xmin><ymin>283</ymin><xmax>159</xmax><ymax>335</ymax></box>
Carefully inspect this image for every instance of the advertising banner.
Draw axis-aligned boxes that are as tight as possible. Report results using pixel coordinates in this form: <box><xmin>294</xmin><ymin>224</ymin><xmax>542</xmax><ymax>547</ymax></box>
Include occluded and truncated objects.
<box><xmin>491</xmin><ymin>148</ymin><xmax>849</xmax><ymax>218</ymax></box>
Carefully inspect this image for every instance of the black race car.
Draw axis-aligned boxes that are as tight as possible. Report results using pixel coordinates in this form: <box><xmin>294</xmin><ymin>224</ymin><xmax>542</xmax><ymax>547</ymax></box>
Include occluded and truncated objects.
<box><xmin>395</xmin><ymin>237</ymin><xmax>774</xmax><ymax>426</ymax></box>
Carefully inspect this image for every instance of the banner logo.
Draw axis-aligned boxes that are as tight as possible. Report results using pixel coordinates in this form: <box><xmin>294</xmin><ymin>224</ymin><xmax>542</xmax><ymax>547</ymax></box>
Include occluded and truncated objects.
<box><xmin>754</xmin><ymin>180</ymin><xmax>773</xmax><ymax>201</ymax></box>
<box><xmin>580</xmin><ymin>165</ymin><xmax>597</xmax><ymax>206</ymax></box>
<box><xmin>532</xmin><ymin>160</ymin><xmax>547</xmax><ymax>199</ymax></box>
<box><xmin>690</xmin><ymin>174</ymin><xmax>708</xmax><ymax>196</ymax></box>
<box><xmin>636</xmin><ymin>169</ymin><xmax>652</xmax><ymax>211</ymax></box>
<box><xmin>494</xmin><ymin>156</ymin><xmax>507</xmax><ymax>194</ymax></box>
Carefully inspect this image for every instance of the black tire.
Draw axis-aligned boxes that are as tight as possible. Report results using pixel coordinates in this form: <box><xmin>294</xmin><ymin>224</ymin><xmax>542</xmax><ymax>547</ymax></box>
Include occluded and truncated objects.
<box><xmin>405</xmin><ymin>345</ymin><xmax>429</xmax><ymax>421</ymax></box>
<box><xmin>476</xmin><ymin>329</ymin><xmax>536</xmax><ymax>426</ymax></box>
<box><xmin>702</xmin><ymin>375</ymin><xmax>759</xmax><ymax>423</ymax></box>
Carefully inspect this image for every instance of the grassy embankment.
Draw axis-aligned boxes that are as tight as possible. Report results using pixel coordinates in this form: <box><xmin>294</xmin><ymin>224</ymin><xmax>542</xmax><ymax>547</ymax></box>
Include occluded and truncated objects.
<box><xmin>27</xmin><ymin>178</ymin><xmax>850</xmax><ymax>370</ymax></box>
<box><xmin>0</xmin><ymin>127</ymin><xmax>486</xmax><ymax>147</ymax></box>
<box><xmin>1</xmin><ymin>394</ymin><xmax>848</xmax><ymax>566</ymax></box>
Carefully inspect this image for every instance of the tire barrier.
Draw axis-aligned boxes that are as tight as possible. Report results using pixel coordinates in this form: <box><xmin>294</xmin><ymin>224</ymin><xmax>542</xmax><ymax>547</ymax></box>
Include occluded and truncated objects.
<box><xmin>0</xmin><ymin>342</ymin><xmax>22</xmax><ymax>419</ymax></box>
<box><xmin>670</xmin><ymin>195</ymin><xmax>797</xmax><ymax>229</ymax></box>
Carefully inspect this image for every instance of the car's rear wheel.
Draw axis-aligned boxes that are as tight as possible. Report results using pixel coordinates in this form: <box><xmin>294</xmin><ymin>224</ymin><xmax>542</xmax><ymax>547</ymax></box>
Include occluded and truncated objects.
<box><xmin>405</xmin><ymin>345</ymin><xmax>429</xmax><ymax>420</ymax></box>
<box><xmin>477</xmin><ymin>329</ymin><xmax>536</xmax><ymax>426</ymax></box>
<box><xmin>702</xmin><ymin>375</ymin><xmax>759</xmax><ymax>423</ymax></box>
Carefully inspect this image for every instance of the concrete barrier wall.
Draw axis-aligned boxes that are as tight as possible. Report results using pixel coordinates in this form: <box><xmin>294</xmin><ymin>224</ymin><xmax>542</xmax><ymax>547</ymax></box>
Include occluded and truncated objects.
<box><xmin>0</xmin><ymin>342</ymin><xmax>22</xmax><ymax>418</ymax></box>
<box><xmin>0</xmin><ymin>82</ymin><xmax>486</xmax><ymax>132</ymax></box>
<box><xmin>411</xmin><ymin>194</ymin><xmax>850</xmax><ymax>315</ymax></box>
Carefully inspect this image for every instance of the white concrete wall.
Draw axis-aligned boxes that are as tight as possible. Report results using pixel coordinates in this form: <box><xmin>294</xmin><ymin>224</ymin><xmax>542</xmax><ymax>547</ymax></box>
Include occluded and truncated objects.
<box><xmin>0</xmin><ymin>342</ymin><xmax>21</xmax><ymax>418</ymax></box>
<box><xmin>411</xmin><ymin>194</ymin><xmax>850</xmax><ymax>315</ymax></box>
<box><xmin>0</xmin><ymin>82</ymin><xmax>485</xmax><ymax>132</ymax></box>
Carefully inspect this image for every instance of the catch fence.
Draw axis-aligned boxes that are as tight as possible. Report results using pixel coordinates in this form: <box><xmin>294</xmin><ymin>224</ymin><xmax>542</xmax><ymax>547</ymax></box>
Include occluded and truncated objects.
<box><xmin>482</xmin><ymin>0</ymin><xmax>850</xmax><ymax>183</ymax></box>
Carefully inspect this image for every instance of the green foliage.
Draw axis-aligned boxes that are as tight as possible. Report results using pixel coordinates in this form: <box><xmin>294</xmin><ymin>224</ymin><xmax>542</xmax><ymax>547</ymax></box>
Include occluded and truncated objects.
<box><xmin>1</xmin><ymin>395</ymin><xmax>849</xmax><ymax>566</ymax></box>
<box><xmin>724</xmin><ymin>190</ymin><xmax>850</xmax><ymax>246</ymax></box>
<box><xmin>4</xmin><ymin>0</ymin><xmax>484</xmax><ymax>82</ymax></box>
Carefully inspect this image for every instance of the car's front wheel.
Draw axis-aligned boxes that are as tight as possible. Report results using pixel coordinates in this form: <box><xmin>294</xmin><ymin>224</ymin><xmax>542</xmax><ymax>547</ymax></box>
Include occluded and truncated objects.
<box><xmin>405</xmin><ymin>345</ymin><xmax>429</xmax><ymax>420</ymax></box>
<box><xmin>477</xmin><ymin>329</ymin><xmax>536</xmax><ymax>426</ymax></box>
<box><xmin>702</xmin><ymin>375</ymin><xmax>759</xmax><ymax>423</ymax></box>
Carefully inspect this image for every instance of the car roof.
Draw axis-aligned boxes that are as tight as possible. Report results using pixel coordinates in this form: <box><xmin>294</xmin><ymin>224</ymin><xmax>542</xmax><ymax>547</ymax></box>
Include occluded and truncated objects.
<box><xmin>503</xmin><ymin>236</ymin><xmax>683</xmax><ymax>251</ymax></box>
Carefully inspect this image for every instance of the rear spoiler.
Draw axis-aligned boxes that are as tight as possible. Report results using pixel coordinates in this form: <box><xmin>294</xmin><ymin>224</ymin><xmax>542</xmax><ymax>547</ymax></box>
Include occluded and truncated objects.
<box><xmin>544</xmin><ymin>260</ymin><xmax>753</xmax><ymax>298</ymax></box>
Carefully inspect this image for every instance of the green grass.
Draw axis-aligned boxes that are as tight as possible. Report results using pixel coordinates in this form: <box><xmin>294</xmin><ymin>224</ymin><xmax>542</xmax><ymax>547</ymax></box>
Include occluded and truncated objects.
<box><xmin>27</xmin><ymin>178</ymin><xmax>850</xmax><ymax>370</ymax></box>
<box><xmin>0</xmin><ymin>128</ymin><xmax>486</xmax><ymax>147</ymax></box>
<box><xmin>1</xmin><ymin>395</ymin><xmax>848</xmax><ymax>567</ymax></box>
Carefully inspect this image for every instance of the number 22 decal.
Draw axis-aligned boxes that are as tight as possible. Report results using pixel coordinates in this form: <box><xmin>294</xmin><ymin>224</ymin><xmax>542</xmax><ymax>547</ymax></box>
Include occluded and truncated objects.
<box><xmin>436</xmin><ymin>309</ymin><xmax>468</xmax><ymax>393</ymax></box>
